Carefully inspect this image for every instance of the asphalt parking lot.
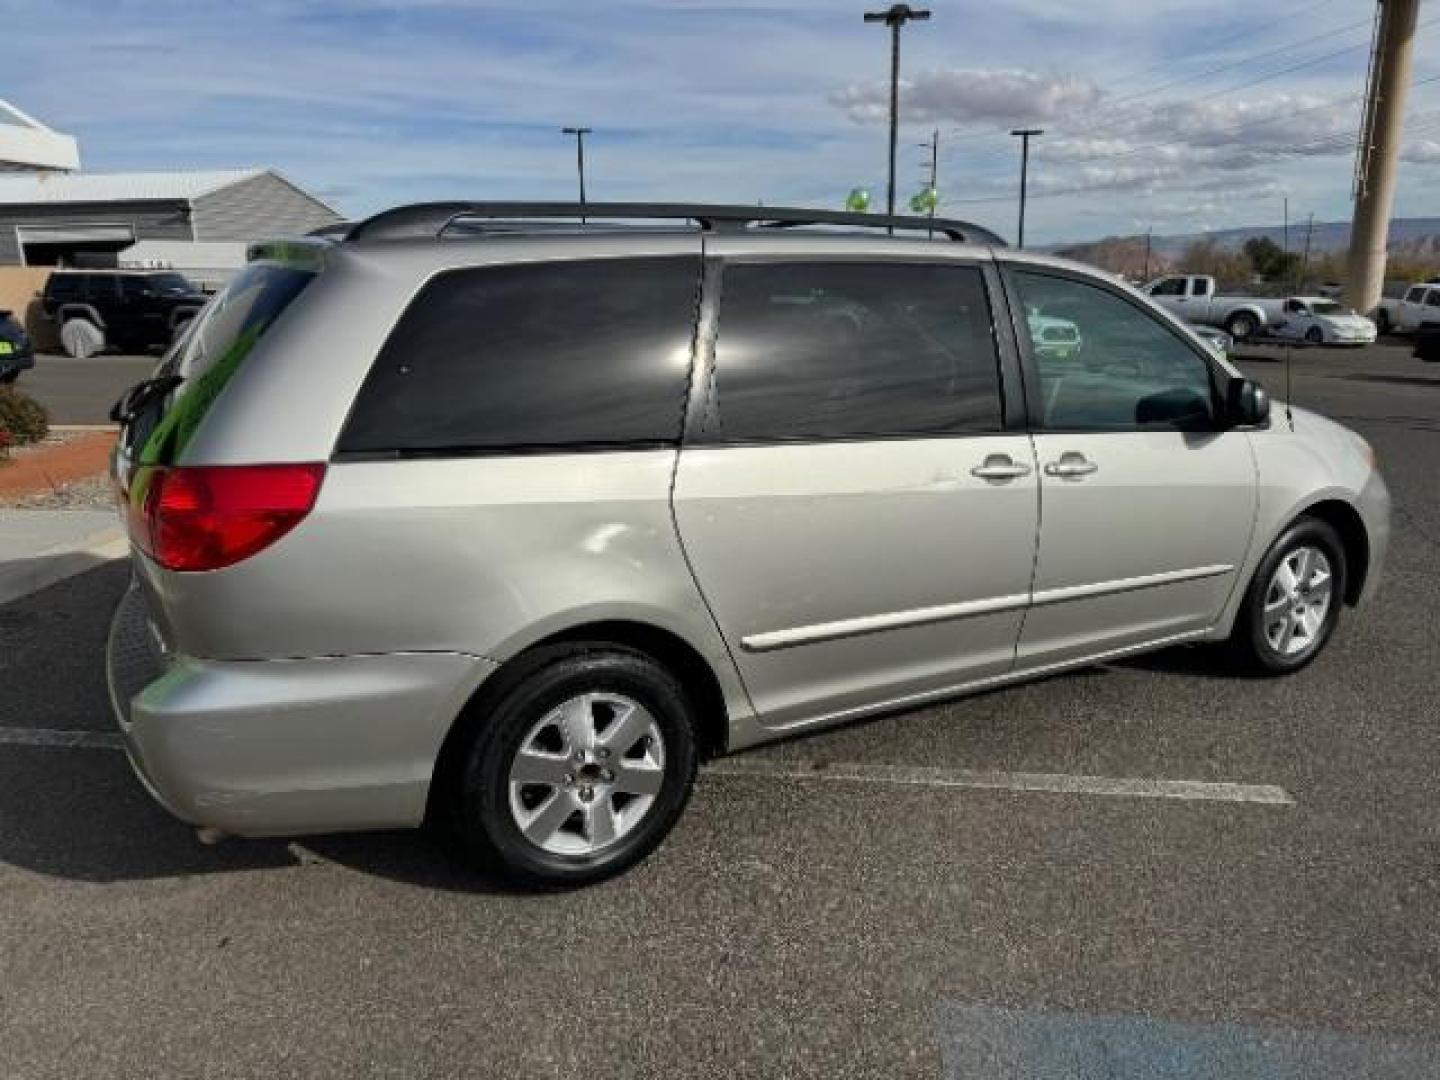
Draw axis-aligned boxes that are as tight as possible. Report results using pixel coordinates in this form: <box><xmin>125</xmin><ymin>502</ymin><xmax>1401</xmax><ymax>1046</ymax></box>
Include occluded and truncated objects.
<box><xmin>16</xmin><ymin>352</ymin><xmax>156</xmax><ymax>425</ymax></box>
<box><xmin>2</xmin><ymin>342</ymin><xmax>1438</xmax><ymax>1077</ymax></box>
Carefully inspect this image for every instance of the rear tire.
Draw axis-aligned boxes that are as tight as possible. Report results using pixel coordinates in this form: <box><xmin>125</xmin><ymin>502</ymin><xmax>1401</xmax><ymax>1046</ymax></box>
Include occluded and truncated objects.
<box><xmin>1226</xmin><ymin>312</ymin><xmax>1258</xmax><ymax>341</ymax></box>
<box><xmin>60</xmin><ymin>318</ymin><xmax>104</xmax><ymax>359</ymax></box>
<box><xmin>1305</xmin><ymin>326</ymin><xmax>1325</xmax><ymax>345</ymax></box>
<box><xmin>1227</xmin><ymin>517</ymin><xmax>1346</xmax><ymax>675</ymax></box>
<box><xmin>448</xmin><ymin>644</ymin><xmax>699</xmax><ymax>888</ymax></box>
<box><xmin>0</xmin><ymin>369</ymin><xmax>17</xmax><ymax>385</ymax></box>
<box><xmin>1375</xmin><ymin>310</ymin><xmax>1391</xmax><ymax>335</ymax></box>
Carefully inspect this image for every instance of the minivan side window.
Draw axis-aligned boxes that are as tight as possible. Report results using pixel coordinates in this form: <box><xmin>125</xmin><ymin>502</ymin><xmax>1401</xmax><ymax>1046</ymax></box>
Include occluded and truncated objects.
<box><xmin>704</xmin><ymin>261</ymin><xmax>1003</xmax><ymax>442</ymax></box>
<box><xmin>340</xmin><ymin>257</ymin><xmax>700</xmax><ymax>455</ymax></box>
<box><xmin>1011</xmin><ymin>269</ymin><xmax>1217</xmax><ymax>432</ymax></box>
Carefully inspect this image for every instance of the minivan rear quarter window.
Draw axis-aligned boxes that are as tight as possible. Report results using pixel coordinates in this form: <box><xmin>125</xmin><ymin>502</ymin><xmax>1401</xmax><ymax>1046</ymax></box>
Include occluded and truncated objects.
<box><xmin>122</xmin><ymin>261</ymin><xmax>315</xmax><ymax>466</ymax></box>
<box><xmin>704</xmin><ymin>261</ymin><xmax>1003</xmax><ymax>442</ymax></box>
<box><xmin>339</xmin><ymin>256</ymin><xmax>701</xmax><ymax>455</ymax></box>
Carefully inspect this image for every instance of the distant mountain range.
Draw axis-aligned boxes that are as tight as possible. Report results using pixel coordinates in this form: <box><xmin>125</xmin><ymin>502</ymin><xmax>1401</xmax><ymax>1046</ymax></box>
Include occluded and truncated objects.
<box><xmin>1049</xmin><ymin>217</ymin><xmax>1440</xmax><ymax>282</ymax></box>
<box><xmin>1136</xmin><ymin>217</ymin><xmax>1440</xmax><ymax>261</ymax></box>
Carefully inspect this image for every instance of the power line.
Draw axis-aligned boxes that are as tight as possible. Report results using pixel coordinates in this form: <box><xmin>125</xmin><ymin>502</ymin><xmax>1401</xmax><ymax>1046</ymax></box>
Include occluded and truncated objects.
<box><xmin>1097</xmin><ymin>14</ymin><xmax>1374</xmax><ymax>111</ymax></box>
<box><xmin>938</xmin><ymin>14</ymin><xmax>1437</xmax><ymax>163</ymax></box>
<box><xmin>941</xmin><ymin>112</ymin><xmax>1440</xmax><ymax>209</ymax></box>
<box><xmin>1100</xmin><ymin>0</ymin><xmax>1343</xmax><ymax>90</ymax></box>
<box><xmin>1037</xmin><ymin>94</ymin><xmax>1364</xmax><ymax>167</ymax></box>
<box><xmin>938</xmin><ymin>9</ymin><xmax>1386</xmax><ymax>153</ymax></box>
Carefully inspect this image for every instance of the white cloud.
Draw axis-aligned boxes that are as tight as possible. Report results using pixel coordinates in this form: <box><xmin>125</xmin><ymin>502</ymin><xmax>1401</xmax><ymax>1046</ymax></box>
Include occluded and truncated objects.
<box><xmin>1404</xmin><ymin>140</ymin><xmax>1440</xmax><ymax>164</ymax></box>
<box><xmin>831</xmin><ymin>69</ymin><xmax>1103</xmax><ymax>127</ymax></box>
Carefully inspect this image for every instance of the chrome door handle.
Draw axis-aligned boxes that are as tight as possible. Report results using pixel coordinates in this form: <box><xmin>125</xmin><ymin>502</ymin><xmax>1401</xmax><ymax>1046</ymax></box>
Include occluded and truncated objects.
<box><xmin>971</xmin><ymin>454</ymin><xmax>1032</xmax><ymax>481</ymax></box>
<box><xmin>1044</xmin><ymin>453</ymin><xmax>1098</xmax><ymax>478</ymax></box>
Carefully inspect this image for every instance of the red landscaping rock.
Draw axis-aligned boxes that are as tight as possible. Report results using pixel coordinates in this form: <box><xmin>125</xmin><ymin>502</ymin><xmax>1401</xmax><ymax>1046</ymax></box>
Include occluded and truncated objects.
<box><xmin>0</xmin><ymin>431</ymin><xmax>117</xmax><ymax>502</ymax></box>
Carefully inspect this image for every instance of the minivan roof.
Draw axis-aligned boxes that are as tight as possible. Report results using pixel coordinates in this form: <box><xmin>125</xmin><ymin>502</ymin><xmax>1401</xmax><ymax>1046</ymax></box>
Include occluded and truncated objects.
<box><xmin>333</xmin><ymin>200</ymin><xmax>1007</xmax><ymax>247</ymax></box>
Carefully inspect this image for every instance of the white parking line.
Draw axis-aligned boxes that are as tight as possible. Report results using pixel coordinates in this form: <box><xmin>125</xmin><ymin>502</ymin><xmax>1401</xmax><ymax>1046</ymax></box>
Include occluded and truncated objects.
<box><xmin>0</xmin><ymin>728</ymin><xmax>124</xmax><ymax>750</ymax></box>
<box><xmin>0</xmin><ymin>728</ymin><xmax>1295</xmax><ymax>806</ymax></box>
<box><xmin>704</xmin><ymin>759</ymin><xmax>1295</xmax><ymax>806</ymax></box>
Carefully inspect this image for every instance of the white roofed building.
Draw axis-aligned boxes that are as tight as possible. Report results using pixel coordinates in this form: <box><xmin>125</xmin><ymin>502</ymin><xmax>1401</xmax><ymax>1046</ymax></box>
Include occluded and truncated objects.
<box><xmin>0</xmin><ymin>98</ymin><xmax>80</xmax><ymax>173</ymax></box>
<box><xmin>0</xmin><ymin>166</ymin><xmax>341</xmax><ymax>266</ymax></box>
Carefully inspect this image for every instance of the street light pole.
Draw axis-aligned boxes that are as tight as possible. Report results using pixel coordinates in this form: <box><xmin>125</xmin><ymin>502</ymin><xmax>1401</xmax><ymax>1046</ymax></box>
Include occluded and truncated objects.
<box><xmin>1010</xmin><ymin>127</ymin><xmax>1043</xmax><ymax>249</ymax></box>
<box><xmin>864</xmin><ymin>4</ymin><xmax>931</xmax><ymax>232</ymax></box>
<box><xmin>561</xmin><ymin>126</ymin><xmax>591</xmax><ymax>220</ymax></box>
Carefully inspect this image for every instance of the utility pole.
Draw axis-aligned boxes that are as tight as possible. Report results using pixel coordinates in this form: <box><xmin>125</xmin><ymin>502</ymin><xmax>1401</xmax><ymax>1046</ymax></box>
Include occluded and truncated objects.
<box><xmin>1011</xmin><ymin>128</ymin><xmax>1043</xmax><ymax>249</ymax></box>
<box><xmin>561</xmin><ymin>126</ymin><xmax>591</xmax><ymax>219</ymax></box>
<box><xmin>1143</xmin><ymin>226</ymin><xmax>1153</xmax><ymax>283</ymax></box>
<box><xmin>864</xmin><ymin>4</ymin><xmax>931</xmax><ymax>231</ymax></box>
<box><xmin>919</xmin><ymin>127</ymin><xmax>939</xmax><ymax>216</ymax></box>
<box><xmin>1345</xmin><ymin>0</ymin><xmax>1421</xmax><ymax>314</ymax></box>
<box><xmin>1299</xmin><ymin>212</ymin><xmax>1315</xmax><ymax>292</ymax></box>
<box><xmin>1283</xmin><ymin>197</ymin><xmax>1290</xmax><ymax>260</ymax></box>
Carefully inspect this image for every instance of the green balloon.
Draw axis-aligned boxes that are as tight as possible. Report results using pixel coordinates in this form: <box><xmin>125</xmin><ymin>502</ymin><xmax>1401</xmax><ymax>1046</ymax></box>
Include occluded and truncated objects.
<box><xmin>909</xmin><ymin>186</ymin><xmax>939</xmax><ymax>213</ymax></box>
<box><xmin>845</xmin><ymin>187</ymin><xmax>871</xmax><ymax>212</ymax></box>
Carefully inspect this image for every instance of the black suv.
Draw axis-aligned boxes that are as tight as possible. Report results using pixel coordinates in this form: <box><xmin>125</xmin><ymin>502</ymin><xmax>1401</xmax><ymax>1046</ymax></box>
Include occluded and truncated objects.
<box><xmin>0</xmin><ymin>309</ymin><xmax>34</xmax><ymax>384</ymax></box>
<box><xmin>41</xmin><ymin>271</ymin><xmax>206</xmax><ymax>358</ymax></box>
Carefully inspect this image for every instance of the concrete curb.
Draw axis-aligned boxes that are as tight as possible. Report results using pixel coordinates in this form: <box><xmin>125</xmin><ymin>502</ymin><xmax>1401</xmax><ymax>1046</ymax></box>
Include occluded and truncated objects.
<box><xmin>0</xmin><ymin>525</ymin><xmax>127</xmax><ymax>606</ymax></box>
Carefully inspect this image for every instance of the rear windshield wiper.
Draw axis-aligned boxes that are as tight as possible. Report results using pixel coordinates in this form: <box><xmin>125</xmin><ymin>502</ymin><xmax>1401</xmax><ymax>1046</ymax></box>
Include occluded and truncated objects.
<box><xmin>110</xmin><ymin>374</ymin><xmax>184</xmax><ymax>425</ymax></box>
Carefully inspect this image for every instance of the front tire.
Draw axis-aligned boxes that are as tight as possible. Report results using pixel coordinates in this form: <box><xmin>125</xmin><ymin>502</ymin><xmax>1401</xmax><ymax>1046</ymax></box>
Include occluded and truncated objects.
<box><xmin>1376</xmin><ymin>310</ymin><xmax>1391</xmax><ymax>335</ymax></box>
<box><xmin>1228</xmin><ymin>517</ymin><xmax>1346</xmax><ymax>674</ymax></box>
<box><xmin>1305</xmin><ymin>326</ymin><xmax>1325</xmax><ymax>345</ymax></box>
<box><xmin>449</xmin><ymin>644</ymin><xmax>699</xmax><ymax>888</ymax></box>
<box><xmin>0</xmin><ymin>369</ymin><xmax>17</xmax><ymax>385</ymax></box>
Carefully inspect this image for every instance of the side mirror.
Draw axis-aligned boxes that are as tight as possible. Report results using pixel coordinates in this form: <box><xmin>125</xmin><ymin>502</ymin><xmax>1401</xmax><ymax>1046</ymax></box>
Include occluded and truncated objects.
<box><xmin>1226</xmin><ymin>378</ymin><xmax>1270</xmax><ymax>427</ymax></box>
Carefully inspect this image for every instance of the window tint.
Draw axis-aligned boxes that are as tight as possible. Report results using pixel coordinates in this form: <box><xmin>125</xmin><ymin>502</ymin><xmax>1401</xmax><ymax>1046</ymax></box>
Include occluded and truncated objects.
<box><xmin>705</xmin><ymin>261</ymin><xmax>1002</xmax><ymax>442</ymax></box>
<box><xmin>1151</xmin><ymin>278</ymin><xmax>1186</xmax><ymax>297</ymax></box>
<box><xmin>1012</xmin><ymin>269</ymin><xmax>1217</xmax><ymax>432</ymax></box>
<box><xmin>84</xmin><ymin>275</ymin><xmax>116</xmax><ymax>300</ymax></box>
<box><xmin>1427</xmin><ymin>291</ymin><xmax>1440</xmax><ymax>308</ymax></box>
<box><xmin>47</xmin><ymin>275</ymin><xmax>81</xmax><ymax>299</ymax></box>
<box><xmin>1192</xmin><ymin>278</ymin><xmax>1212</xmax><ymax>297</ymax></box>
<box><xmin>148</xmin><ymin>273</ymin><xmax>195</xmax><ymax>295</ymax></box>
<box><xmin>339</xmin><ymin>257</ymin><xmax>700</xmax><ymax>454</ymax></box>
<box><xmin>126</xmin><ymin>262</ymin><xmax>313</xmax><ymax>466</ymax></box>
<box><xmin>1406</xmin><ymin>287</ymin><xmax>1426</xmax><ymax>303</ymax></box>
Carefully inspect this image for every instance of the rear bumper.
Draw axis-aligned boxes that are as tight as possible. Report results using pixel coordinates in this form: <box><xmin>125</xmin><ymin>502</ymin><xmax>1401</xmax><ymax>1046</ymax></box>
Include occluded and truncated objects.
<box><xmin>106</xmin><ymin>583</ymin><xmax>495</xmax><ymax>837</ymax></box>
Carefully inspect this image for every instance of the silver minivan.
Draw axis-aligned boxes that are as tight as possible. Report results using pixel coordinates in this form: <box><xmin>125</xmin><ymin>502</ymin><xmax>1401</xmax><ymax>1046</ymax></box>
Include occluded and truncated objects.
<box><xmin>107</xmin><ymin>203</ymin><xmax>1389</xmax><ymax>886</ymax></box>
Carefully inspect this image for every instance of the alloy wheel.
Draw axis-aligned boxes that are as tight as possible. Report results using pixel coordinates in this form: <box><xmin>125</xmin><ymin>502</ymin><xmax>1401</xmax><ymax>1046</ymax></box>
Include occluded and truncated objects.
<box><xmin>507</xmin><ymin>692</ymin><xmax>666</xmax><ymax>856</ymax></box>
<box><xmin>1262</xmin><ymin>545</ymin><xmax>1333</xmax><ymax>657</ymax></box>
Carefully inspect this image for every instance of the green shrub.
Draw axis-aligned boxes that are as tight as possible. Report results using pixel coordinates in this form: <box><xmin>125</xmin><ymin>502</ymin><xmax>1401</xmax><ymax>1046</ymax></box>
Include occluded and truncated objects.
<box><xmin>0</xmin><ymin>387</ymin><xmax>49</xmax><ymax>446</ymax></box>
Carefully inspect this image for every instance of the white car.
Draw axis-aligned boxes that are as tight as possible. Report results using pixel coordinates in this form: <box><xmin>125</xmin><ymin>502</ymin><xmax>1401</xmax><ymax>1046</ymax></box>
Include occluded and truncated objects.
<box><xmin>1271</xmin><ymin>297</ymin><xmax>1377</xmax><ymax>347</ymax></box>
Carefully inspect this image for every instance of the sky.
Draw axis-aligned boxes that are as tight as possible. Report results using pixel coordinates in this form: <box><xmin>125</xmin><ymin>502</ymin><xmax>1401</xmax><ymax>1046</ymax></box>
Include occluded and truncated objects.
<box><xmin>2</xmin><ymin>0</ymin><xmax>1438</xmax><ymax>245</ymax></box>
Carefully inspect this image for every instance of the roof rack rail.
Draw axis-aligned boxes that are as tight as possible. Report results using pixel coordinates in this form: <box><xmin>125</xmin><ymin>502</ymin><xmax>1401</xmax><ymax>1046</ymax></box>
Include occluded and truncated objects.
<box><xmin>342</xmin><ymin>201</ymin><xmax>1005</xmax><ymax>246</ymax></box>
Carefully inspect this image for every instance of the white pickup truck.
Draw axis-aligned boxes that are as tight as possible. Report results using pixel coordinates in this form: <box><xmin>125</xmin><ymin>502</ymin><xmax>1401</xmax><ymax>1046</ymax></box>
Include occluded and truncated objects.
<box><xmin>1374</xmin><ymin>281</ymin><xmax>1440</xmax><ymax>335</ymax></box>
<box><xmin>1143</xmin><ymin>274</ymin><xmax>1281</xmax><ymax>340</ymax></box>
<box><xmin>1144</xmin><ymin>274</ymin><xmax>1377</xmax><ymax>345</ymax></box>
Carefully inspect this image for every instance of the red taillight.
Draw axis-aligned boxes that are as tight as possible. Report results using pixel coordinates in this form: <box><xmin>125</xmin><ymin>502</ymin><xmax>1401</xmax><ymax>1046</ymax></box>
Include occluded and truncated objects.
<box><xmin>129</xmin><ymin>463</ymin><xmax>326</xmax><ymax>572</ymax></box>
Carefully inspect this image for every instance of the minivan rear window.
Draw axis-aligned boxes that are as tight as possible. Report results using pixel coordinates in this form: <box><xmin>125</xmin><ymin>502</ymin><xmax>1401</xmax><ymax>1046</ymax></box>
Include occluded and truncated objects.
<box><xmin>338</xmin><ymin>256</ymin><xmax>700</xmax><ymax>456</ymax></box>
<box><xmin>121</xmin><ymin>262</ymin><xmax>315</xmax><ymax>466</ymax></box>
